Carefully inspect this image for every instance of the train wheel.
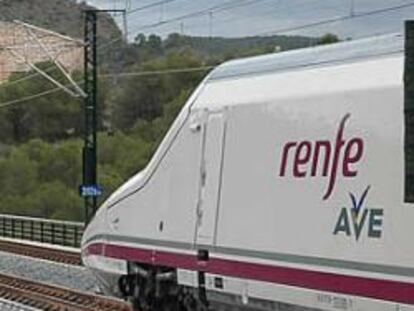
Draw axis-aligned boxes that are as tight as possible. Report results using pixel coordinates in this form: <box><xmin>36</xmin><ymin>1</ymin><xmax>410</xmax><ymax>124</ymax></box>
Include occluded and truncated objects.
<box><xmin>120</xmin><ymin>263</ymin><xmax>210</xmax><ymax>311</ymax></box>
<box><xmin>118</xmin><ymin>275</ymin><xmax>134</xmax><ymax>297</ymax></box>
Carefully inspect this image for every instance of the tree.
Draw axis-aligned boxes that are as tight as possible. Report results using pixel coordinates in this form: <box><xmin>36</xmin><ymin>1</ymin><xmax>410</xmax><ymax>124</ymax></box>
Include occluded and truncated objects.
<box><xmin>30</xmin><ymin>181</ymin><xmax>82</xmax><ymax>220</ymax></box>
<box><xmin>132</xmin><ymin>33</ymin><xmax>164</xmax><ymax>63</ymax></box>
<box><xmin>317</xmin><ymin>33</ymin><xmax>340</xmax><ymax>45</ymax></box>
<box><xmin>0</xmin><ymin>62</ymin><xmax>84</xmax><ymax>143</ymax></box>
<box><xmin>112</xmin><ymin>50</ymin><xmax>206</xmax><ymax>130</ymax></box>
<box><xmin>98</xmin><ymin>131</ymin><xmax>151</xmax><ymax>177</ymax></box>
<box><xmin>0</xmin><ymin>148</ymin><xmax>38</xmax><ymax>196</ymax></box>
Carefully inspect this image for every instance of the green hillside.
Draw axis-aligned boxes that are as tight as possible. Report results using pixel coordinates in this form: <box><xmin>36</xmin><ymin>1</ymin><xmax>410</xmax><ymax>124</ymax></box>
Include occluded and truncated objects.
<box><xmin>163</xmin><ymin>33</ymin><xmax>318</xmax><ymax>58</ymax></box>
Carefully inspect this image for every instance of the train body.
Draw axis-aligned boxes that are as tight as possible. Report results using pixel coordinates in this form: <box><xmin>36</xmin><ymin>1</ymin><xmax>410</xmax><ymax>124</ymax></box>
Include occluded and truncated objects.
<box><xmin>81</xmin><ymin>33</ymin><xmax>414</xmax><ymax>311</ymax></box>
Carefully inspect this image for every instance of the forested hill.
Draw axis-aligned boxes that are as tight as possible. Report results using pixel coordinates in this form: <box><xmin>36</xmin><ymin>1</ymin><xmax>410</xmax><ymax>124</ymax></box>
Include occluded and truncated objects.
<box><xmin>0</xmin><ymin>0</ymin><xmax>121</xmax><ymax>41</ymax></box>
<box><xmin>160</xmin><ymin>34</ymin><xmax>319</xmax><ymax>59</ymax></box>
<box><xmin>119</xmin><ymin>32</ymin><xmax>322</xmax><ymax>70</ymax></box>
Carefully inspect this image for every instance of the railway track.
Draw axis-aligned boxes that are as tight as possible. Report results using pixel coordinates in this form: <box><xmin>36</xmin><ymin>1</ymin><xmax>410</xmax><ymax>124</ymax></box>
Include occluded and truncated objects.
<box><xmin>0</xmin><ymin>273</ymin><xmax>132</xmax><ymax>311</ymax></box>
<box><xmin>0</xmin><ymin>239</ymin><xmax>81</xmax><ymax>265</ymax></box>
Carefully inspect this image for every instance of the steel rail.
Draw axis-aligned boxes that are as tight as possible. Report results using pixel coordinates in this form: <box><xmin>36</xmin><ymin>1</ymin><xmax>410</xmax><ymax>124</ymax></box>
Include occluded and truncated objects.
<box><xmin>0</xmin><ymin>273</ymin><xmax>132</xmax><ymax>311</ymax></box>
<box><xmin>0</xmin><ymin>239</ymin><xmax>81</xmax><ymax>265</ymax></box>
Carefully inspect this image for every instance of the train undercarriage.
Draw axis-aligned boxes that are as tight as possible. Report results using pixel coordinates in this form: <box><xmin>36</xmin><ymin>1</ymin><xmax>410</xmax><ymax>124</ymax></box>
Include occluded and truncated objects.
<box><xmin>117</xmin><ymin>262</ymin><xmax>317</xmax><ymax>311</ymax></box>
<box><xmin>118</xmin><ymin>262</ymin><xmax>204</xmax><ymax>311</ymax></box>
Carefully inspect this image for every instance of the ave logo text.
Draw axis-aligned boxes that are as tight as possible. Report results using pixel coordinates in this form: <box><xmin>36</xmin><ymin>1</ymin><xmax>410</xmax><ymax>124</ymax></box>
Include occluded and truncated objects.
<box><xmin>333</xmin><ymin>186</ymin><xmax>384</xmax><ymax>240</ymax></box>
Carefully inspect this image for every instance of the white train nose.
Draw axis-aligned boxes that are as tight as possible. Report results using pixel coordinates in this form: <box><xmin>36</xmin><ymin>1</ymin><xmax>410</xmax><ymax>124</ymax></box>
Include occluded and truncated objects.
<box><xmin>81</xmin><ymin>205</ymin><xmax>107</xmax><ymax>262</ymax></box>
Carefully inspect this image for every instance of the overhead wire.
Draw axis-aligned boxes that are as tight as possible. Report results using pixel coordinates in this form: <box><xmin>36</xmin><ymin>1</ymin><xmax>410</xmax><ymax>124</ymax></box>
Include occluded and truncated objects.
<box><xmin>0</xmin><ymin>0</ymin><xmax>262</xmax><ymax>89</ymax></box>
<box><xmin>255</xmin><ymin>1</ymin><xmax>414</xmax><ymax>36</ymax></box>
<box><xmin>0</xmin><ymin>4</ymin><xmax>83</xmax><ymax>90</ymax></box>
<box><xmin>350</xmin><ymin>0</ymin><xmax>355</xmax><ymax>17</ymax></box>
<box><xmin>0</xmin><ymin>66</ymin><xmax>215</xmax><ymax>108</ymax></box>
<box><xmin>127</xmin><ymin>0</ymin><xmax>177</xmax><ymax>14</ymax></box>
<box><xmin>0</xmin><ymin>86</ymin><xmax>64</xmax><ymax>108</ymax></box>
<box><xmin>0</xmin><ymin>7</ymin><xmax>54</xmax><ymax>89</ymax></box>
<box><xmin>100</xmin><ymin>65</ymin><xmax>215</xmax><ymax>78</ymax></box>
<box><xmin>182</xmin><ymin>0</ymin><xmax>414</xmax><ymax>37</ymax></box>
<box><xmin>1</xmin><ymin>0</ymin><xmax>413</xmax><ymax>106</ymax></box>
<box><xmin>0</xmin><ymin>0</ymin><xmax>137</xmax><ymax>90</ymax></box>
<box><xmin>99</xmin><ymin>0</ymin><xmax>263</xmax><ymax>49</ymax></box>
<box><xmin>79</xmin><ymin>0</ymin><xmax>414</xmax><ymax>53</ymax></box>
<box><xmin>180</xmin><ymin>0</ymin><xmax>275</xmax><ymax>35</ymax></box>
<box><xmin>0</xmin><ymin>0</ymin><xmax>178</xmax><ymax>90</ymax></box>
<box><xmin>186</xmin><ymin>0</ymin><xmax>315</xmax><ymax>32</ymax></box>
<box><xmin>132</xmin><ymin>0</ymin><xmax>264</xmax><ymax>31</ymax></box>
<box><xmin>0</xmin><ymin>0</ymin><xmax>173</xmax><ymax>90</ymax></box>
<box><xmin>0</xmin><ymin>0</ymin><xmax>272</xmax><ymax>89</ymax></box>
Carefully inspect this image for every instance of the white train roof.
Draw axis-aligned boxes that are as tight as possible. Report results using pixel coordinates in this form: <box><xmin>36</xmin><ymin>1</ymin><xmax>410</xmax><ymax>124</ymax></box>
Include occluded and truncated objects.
<box><xmin>209</xmin><ymin>33</ymin><xmax>404</xmax><ymax>81</ymax></box>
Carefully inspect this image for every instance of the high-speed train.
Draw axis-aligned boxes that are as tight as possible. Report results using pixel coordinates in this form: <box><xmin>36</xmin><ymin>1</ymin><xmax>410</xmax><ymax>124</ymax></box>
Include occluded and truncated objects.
<box><xmin>82</xmin><ymin>24</ymin><xmax>414</xmax><ymax>311</ymax></box>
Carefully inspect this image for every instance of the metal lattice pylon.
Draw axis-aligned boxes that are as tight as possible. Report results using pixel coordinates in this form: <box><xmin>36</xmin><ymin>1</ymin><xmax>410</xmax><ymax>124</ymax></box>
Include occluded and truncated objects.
<box><xmin>0</xmin><ymin>20</ymin><xmax>85</xmax><ymax>97</ymax></box>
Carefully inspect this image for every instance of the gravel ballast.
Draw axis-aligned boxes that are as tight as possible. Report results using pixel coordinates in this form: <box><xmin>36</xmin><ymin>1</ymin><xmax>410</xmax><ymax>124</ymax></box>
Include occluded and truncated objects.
<box><xmin>0</xmin><ymin>250</ymin><xmax>98</xmax><ymax>292</ymax></box>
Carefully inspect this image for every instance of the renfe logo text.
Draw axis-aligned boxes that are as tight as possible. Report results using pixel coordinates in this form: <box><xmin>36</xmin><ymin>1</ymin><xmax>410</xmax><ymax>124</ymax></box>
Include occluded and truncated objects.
<box><xmin>278</xmin><ymin>114</ymin><xmax>364</xmax><ymax>200</ymax></box>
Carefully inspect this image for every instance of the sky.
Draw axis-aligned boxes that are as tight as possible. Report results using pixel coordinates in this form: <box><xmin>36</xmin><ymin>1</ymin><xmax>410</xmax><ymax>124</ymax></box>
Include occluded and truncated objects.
<box><xmin>83</xmin><ymin>0</ymin><xmax>414</xmax><ymax>40</ymax></box>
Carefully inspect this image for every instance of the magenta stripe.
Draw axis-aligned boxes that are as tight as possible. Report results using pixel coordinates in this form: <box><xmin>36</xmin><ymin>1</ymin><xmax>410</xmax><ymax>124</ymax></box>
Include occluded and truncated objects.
<box><xmin>86</xmin><ymin>242</ymin><xmax>414</xmax><ymax>305</ymax></box>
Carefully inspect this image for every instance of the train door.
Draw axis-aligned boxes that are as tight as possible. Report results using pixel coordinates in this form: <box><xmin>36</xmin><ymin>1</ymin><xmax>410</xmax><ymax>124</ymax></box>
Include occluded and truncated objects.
<box><xmin>195</xmin><ymin>110</ymin><xmax>226</xmax><ymax>246</ymax></box>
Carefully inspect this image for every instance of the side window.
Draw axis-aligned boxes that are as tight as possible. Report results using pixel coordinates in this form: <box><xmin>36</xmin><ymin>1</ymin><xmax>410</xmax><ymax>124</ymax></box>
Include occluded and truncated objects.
<box><xmin>405</xmin><ymin>20</ymin><xmax>414</xmax><ymax>202</ymax></box>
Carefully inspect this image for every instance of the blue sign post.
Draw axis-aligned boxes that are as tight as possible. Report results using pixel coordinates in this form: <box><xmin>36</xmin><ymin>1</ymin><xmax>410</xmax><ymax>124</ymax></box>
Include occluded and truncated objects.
<box><xmin>80</xmin><ymin>185</ymin><xmax>103</xmax><ymax>198</ymax></box>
